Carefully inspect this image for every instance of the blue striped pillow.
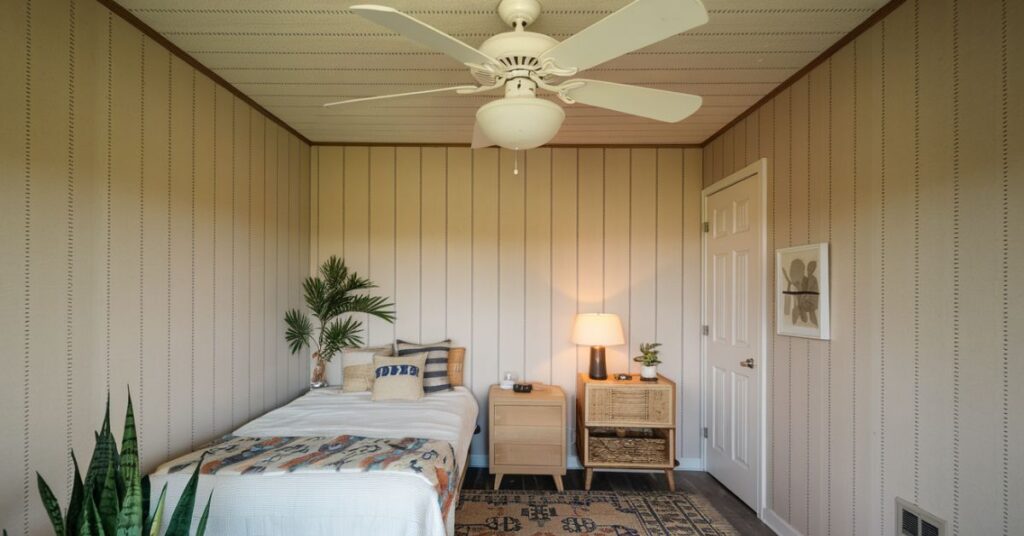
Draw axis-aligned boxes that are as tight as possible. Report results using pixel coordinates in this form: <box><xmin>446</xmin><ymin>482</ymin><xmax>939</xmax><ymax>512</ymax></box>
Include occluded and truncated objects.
<box><xmin>396</xmin><ymin>339</ymin><xmax>452</xmax><ymax>394</ymax></box>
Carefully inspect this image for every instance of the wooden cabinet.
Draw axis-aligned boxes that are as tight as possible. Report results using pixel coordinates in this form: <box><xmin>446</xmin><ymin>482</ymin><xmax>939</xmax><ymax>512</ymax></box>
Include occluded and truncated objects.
<box><xmin>576</xmin><ymin>373</ymin><xmax>677</xmax><ymax>491</ymax></box>
<box><xmin>488</xmin><ymin>384</ymin><xmax>567</xmax><ymax>491</ymax></box>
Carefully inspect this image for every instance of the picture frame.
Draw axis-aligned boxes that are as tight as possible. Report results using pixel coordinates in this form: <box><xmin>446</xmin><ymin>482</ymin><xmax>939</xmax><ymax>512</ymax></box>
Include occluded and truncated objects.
<box><xmin>776</xmin><ymin>243</ymin><xmax>830</xmax><ymax>339</ymax></box>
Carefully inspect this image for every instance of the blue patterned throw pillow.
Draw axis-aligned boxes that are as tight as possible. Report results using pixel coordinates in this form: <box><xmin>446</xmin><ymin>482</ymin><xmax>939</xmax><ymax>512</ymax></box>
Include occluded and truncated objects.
<box><xmin>371</xmin><ymin>354</ymin><xmax>426</xmax><ymax>401</ymax></box>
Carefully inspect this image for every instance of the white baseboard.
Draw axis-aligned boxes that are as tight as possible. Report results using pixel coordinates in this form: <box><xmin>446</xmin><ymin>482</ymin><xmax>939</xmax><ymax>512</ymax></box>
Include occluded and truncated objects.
<box><xmin>763</xmin><ymin>508</ymin><xmax>802</xmax><ymax>536</ymax></box>
<box><xmin>676</xmin><ymin>457</ymin><xmax>704</xmax><ymax>471</ymax></box>
<box><xmin>471</xmin><ymin>455</ymin><xmax>700</xmax><ymax>472</ymax></box>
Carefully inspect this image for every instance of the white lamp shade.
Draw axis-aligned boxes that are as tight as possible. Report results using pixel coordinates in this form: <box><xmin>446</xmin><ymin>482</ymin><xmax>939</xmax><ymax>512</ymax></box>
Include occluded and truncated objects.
<box><xmin>475</xmin><ymin>97</ymin><xmax>565</xmax><ymax>150</ymax></box>
<box><xmin>572</xmin><ymin>313</ymin><xmax>625</xmax><ymax>347</ymax></box>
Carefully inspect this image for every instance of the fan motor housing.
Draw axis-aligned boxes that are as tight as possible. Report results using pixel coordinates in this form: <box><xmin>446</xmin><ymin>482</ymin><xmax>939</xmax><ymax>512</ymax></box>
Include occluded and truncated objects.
<box><xmin>478</xmin><ymin>31</ymin><xmax>558</xmax><ymax>65</ymax></box>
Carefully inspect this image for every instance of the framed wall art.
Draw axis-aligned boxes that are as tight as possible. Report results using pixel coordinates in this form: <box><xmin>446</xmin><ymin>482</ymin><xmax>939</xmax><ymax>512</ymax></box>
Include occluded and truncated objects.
<box><xmin>776</xmin><ymin>243</ymin><xmax>830</xmax><ymax>339</ymax></box>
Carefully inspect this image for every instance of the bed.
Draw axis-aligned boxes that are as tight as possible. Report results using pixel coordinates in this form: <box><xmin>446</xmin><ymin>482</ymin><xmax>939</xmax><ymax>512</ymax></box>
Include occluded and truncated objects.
<box><xmin>149</xmin><ymin>384</ymin><xmax>479</xmax><ymax>536</ymax></box>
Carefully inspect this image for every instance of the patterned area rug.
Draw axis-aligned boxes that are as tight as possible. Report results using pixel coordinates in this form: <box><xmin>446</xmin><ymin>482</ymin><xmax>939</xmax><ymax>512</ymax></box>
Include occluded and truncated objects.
<box><xmin>455</xmin><ymin>489</ymin><xmax>739</xmax><ymax>535</ymax></box>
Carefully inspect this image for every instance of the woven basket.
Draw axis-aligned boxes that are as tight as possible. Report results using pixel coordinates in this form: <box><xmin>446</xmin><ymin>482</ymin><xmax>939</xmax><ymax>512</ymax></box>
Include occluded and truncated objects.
<box><xmin>588</xmin><ymin>427</ymin><xmax>669</xmax><ymax>465</ymax></box>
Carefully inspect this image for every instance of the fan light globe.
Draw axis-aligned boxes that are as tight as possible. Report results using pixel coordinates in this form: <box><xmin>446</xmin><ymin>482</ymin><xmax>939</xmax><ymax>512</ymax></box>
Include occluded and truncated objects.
<box><xmin>475</xmin><ymin>98</ymin><xmax>565</xmax><ymax>150</ymax></box>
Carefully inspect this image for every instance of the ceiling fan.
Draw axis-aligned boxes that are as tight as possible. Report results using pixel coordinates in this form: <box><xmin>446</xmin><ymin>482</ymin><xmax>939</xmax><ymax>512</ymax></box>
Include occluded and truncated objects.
<box><xmin>324</xmin><ymin>0</ymin><xmax>709</xmax><ymax>150</ymax></box>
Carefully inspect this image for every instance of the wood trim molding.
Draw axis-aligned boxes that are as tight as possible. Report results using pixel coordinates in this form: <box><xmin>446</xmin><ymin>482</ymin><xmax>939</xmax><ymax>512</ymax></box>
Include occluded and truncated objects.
<box><xmin>97</xmin><ymin>0</ymin><xmax>313</xmax><ymax>145</ymax></box>
<box><xmin>700</xmin><ymin>0</ymin><xmax>907</xmax><ymax>147</ymax></box>
<box><xmin>311</xmin><ymin>142</ymin><xmax>704</xmax><ymax>148</ymax></box>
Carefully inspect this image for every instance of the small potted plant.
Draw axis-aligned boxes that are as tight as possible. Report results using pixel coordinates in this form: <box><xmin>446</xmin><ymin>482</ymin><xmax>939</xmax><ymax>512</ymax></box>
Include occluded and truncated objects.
<box><xmin>285</xmin><ymin>256</ymin><xmax>395</xmax><ymax>388</ymax></box>
<box><xmin>633</xmin><ymin>342</ymin><xmax>662</xmax><ymax>381</ymax></box>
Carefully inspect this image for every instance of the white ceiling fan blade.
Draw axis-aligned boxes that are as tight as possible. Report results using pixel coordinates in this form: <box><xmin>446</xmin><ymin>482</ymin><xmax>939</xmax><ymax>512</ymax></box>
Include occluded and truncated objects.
<box><xmin>560</xmin><ymin>79</ymin><xmax>702</xmax><ymax>122</ymax></box>
<box><xmin>541</xmin><ymin>0</ymin><xmax>708</xmax><ymax>72</ymax></box>
<box><xmin>350</xmin><ymin>5</ymin><xmax>497</xmax><ymax>66</ymax></box>
<box><xmin>323</xmin><ymin>85</ymin><xmax>478</xmax><ymax>107</ymax></box>
<box><xmin>471</xmin><ymin>120</ymin><xmax>495</xmax><ymax>149</ymax></box>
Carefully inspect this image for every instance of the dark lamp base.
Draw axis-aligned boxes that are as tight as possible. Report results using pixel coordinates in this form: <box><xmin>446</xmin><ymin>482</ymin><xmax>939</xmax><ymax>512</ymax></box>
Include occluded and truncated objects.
<box><xmin>588</xmin><ymin>346</ymin><xmax>607</xmax><ymax>380</ymax></box>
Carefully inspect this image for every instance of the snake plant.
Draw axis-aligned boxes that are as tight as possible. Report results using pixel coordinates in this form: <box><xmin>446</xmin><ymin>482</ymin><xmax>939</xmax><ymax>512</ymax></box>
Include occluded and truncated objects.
<box><xmin>36</xmin><ymin>392</ymin><xmax>211</xmax><ymax>536</ymax></box>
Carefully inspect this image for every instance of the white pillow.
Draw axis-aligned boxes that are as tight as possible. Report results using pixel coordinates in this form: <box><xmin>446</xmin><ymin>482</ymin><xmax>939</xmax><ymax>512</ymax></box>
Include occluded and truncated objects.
<box><xmin>340</xmin><ymin>345</ymin><xmax>393</xmax><ymax>392</ymax></box>
<box><xmin>371</xmin><ymin>354</ymin><xmax>426</xmax><ymax>401</ymax></box>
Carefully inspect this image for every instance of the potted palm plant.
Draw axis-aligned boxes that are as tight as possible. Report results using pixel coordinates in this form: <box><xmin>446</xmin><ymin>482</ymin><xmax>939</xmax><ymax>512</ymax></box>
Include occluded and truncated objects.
<box><xmin>284</xmin><ymin>256</ymin><xmax>396</xmax><ymax>388</ymax></box>
<box><xmin>633</xmin><ymin>342</ymin><xmax>662</xmax><ymax>381</ymax></box>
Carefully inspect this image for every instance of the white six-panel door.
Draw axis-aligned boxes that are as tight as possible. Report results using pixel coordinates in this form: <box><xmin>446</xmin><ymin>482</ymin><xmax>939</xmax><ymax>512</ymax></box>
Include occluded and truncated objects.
<box><xmin>704</xmin><ymin>170</ymin><xmax>762</xmax><ymax>510</ymax></box>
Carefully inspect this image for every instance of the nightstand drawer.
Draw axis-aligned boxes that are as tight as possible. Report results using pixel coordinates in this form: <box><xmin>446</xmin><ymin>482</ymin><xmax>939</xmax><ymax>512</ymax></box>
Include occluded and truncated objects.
<box><xmin>585</xmin><ymin>385</ymin><xmax>673</xmax><ymax>427</ymax></box>
<box><xmin>493</xmin><ymin>443</ymin><xmax>563</xmax><ymax>466</ymax></box>
<box><xmin>493</xmin><ymin>404</ymin><xmax>561</xmax><ymax>427</ymax></box>
<box><xmin>492</xmin><ymin>425</ymin><xmax>562</xmax><ymax>445</ymax></box>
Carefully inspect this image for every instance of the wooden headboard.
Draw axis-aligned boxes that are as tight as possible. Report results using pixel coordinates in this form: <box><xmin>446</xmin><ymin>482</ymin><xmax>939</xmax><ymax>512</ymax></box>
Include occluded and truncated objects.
<box><xmin>448</xmin><ymin>347</ymin><xmax>466</xmax><ymax>387</ymax></box>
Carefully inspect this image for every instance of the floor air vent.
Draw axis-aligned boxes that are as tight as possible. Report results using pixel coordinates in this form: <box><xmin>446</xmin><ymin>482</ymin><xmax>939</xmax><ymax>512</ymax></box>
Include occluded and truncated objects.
<box><xmin>897</xmin><ymin>498</ymin><xmax>945</xmax><ymax>536</ymax></box>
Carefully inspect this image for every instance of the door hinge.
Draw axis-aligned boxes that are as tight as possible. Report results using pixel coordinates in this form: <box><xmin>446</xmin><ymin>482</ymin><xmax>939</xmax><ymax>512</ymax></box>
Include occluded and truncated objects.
<box><xmin>702</xmin><ymin>325</ymin><xmax>709</xmax><ymax>336</ymax></box>
<box><xmin>703</xmin><ymin>427</ymin><xmax>708</xmax><ymax>439</ymax></box>
<box><xmin>703</xmin><ymin>221</ymin><xmax>710</xmax><ymax>233</ymax></box>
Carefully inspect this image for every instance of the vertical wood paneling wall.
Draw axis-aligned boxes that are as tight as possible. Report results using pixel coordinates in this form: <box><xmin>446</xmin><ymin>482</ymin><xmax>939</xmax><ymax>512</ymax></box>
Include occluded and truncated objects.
<box><xmin>310</xmin><ymin>146</ymin><xmax>704</xmax><ymax>467</ymax></box>
<box><xmin>703</xmin><ymin>0</ymin><xmax>1022</xmax><ymax>534</ymax></box>
<box><xmin>0</xmin><ymin>0</ymin><xmax>311</xmax><ymax>533</ymax></box>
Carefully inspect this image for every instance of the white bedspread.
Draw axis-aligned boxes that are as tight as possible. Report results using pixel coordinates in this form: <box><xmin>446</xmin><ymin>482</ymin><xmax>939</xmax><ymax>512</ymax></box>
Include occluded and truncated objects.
<box><xmin>149</xmin><ymin>387</ymin><xmax>479</xmax><ymax>536</ymax></box>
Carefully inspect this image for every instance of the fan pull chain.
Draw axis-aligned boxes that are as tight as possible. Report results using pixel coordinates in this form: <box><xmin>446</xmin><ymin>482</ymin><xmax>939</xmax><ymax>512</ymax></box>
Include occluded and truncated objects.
<box><xmin>514</xmin><ymin>150</ymin><xmax>520</xmax><ymax>175</ymax></box>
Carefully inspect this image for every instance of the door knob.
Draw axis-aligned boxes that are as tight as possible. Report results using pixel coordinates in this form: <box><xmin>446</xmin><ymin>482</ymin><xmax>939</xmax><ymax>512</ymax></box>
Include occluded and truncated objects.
<box><xmin>740</xmin><ymin>358</ymin><xmax>755</xmax><ymax>369</ymax></box>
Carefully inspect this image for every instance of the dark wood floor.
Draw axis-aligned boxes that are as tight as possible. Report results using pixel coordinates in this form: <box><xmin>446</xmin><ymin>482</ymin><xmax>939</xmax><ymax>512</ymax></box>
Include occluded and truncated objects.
<box><xmin>462</xmin><ymin>468</ymin><xmax>774</xmax><ymax>535</ymax></box>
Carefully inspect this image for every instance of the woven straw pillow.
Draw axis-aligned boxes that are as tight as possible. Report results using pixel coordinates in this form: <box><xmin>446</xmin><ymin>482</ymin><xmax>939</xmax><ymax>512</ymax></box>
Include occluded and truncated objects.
<box><xmin>340</xmin><ymin>345</ymin><xmax>393</xmax><ymax>393</ymax></box>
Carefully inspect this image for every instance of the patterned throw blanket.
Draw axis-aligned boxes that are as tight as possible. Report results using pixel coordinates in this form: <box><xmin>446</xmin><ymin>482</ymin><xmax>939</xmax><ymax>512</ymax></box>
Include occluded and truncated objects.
<box><xmin>155</xmin><ymin>434</ymin><xmax>459</xmax><ymax>520</ymax></box>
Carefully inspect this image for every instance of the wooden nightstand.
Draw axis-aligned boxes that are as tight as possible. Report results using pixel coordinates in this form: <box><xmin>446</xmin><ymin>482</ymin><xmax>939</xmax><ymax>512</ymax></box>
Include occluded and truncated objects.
<box><xmin>576</xmin><ymin>373</ymin><xmax>676</xmax><ymax>491</ymax></box>
<box><xmin>488</xmin><ymin>384</ymin><xmax>567</xmax><ymax>491</ymax></box>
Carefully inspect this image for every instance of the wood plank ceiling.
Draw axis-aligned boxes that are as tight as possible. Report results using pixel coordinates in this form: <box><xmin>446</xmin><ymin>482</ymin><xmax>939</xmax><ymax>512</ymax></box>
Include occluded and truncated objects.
<box><xmin>121</xmin><ymin>0</ymin><xmax>887</xmax><ymax>145</ymax></box>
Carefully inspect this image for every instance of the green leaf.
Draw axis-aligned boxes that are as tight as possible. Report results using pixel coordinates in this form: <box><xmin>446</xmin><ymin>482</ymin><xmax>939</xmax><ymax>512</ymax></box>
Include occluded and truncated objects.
<box><xmin>114</xmin><ymin>481</ymin><xmax>140</xmax><ymax>535</ymax></box>
<box><xmin>68</xmin><ymin>452</ymin><xmax>86</xmax><ymax>536</ymax></box>
<box><xmin>343</xmin><ymin>294</ymin><xmax>396</xmax><ymax>323</ymax></box>
<box><xmin>301</xmin><ymin>277</ymin><xmax>331</xmax><ymax>320</ymax></box>
<box><xmin>77</xmin><ymin>513</ymin><xmax>92</xmax><ymax>536</ymax></box>
<box><xmin>165</xmin><ymin>454</ymin><xmax>205</xmax><ymax>536</ymax></box>
<box><xmin>145</xmin><ymin>485</ymin><xmax>168</xmax><ymax>536</ymax></box>
<box><xmin>342</xmin><ymin>272</ymin><xmax>376</xmax><ymax>293</ymax></box>
<box><xmin>79</xmin><ymin>493</ymin><xmax>104</xmax><ymax>536</ymax></box>
<box><xmin>194</xmin><ymin>492</ymin><xmax>213</xmax><ymax>536</ymax></box>
<box><xmin>284</xmin><ymin>309</ymin><xmax>313</xmax><ymax>354</ymax></box>
<box><xmin>140</xmin><ymin>475</ymin><xmax>150</xmax><ymax>531</ymax></box>
<box><xmin>115</xmin><ymin>393</ymin><xmax>142</xmax><ymax>536</ymax></box>
<box><xmin>36</xmin><ymin>473</ymin><xmax>65</xmax><ymax>536</ymax></box>
<box><xmin>318</xmin><ymin>256</ymin><xmax>348</xmax><ymax>290</ymax></box>
<box><xmin>96</xmin><ymin>456</ymin><xmax>120</xmax><ymax>536</ymax></box>
<box><xmin>321</xmin><ymin>316</ymin><xmax>363</xmax><ymax>358</ymax></box>
<box><xmin>84</xmin><ymin>394</ymin><xmax>113</xmax><ymax>502</ymax></box>
<box><xmin>102</xmin><ymin>423</ymin><xmax>124</xmax><ymax>503</ymax></box>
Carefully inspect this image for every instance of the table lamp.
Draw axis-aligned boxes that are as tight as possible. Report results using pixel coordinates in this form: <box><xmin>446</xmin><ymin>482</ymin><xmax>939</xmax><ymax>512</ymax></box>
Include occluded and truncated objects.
<box><xmin>572</xmin><ymin>313</ymin><xmax>625</xmax><ymax>380</ymax></box>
